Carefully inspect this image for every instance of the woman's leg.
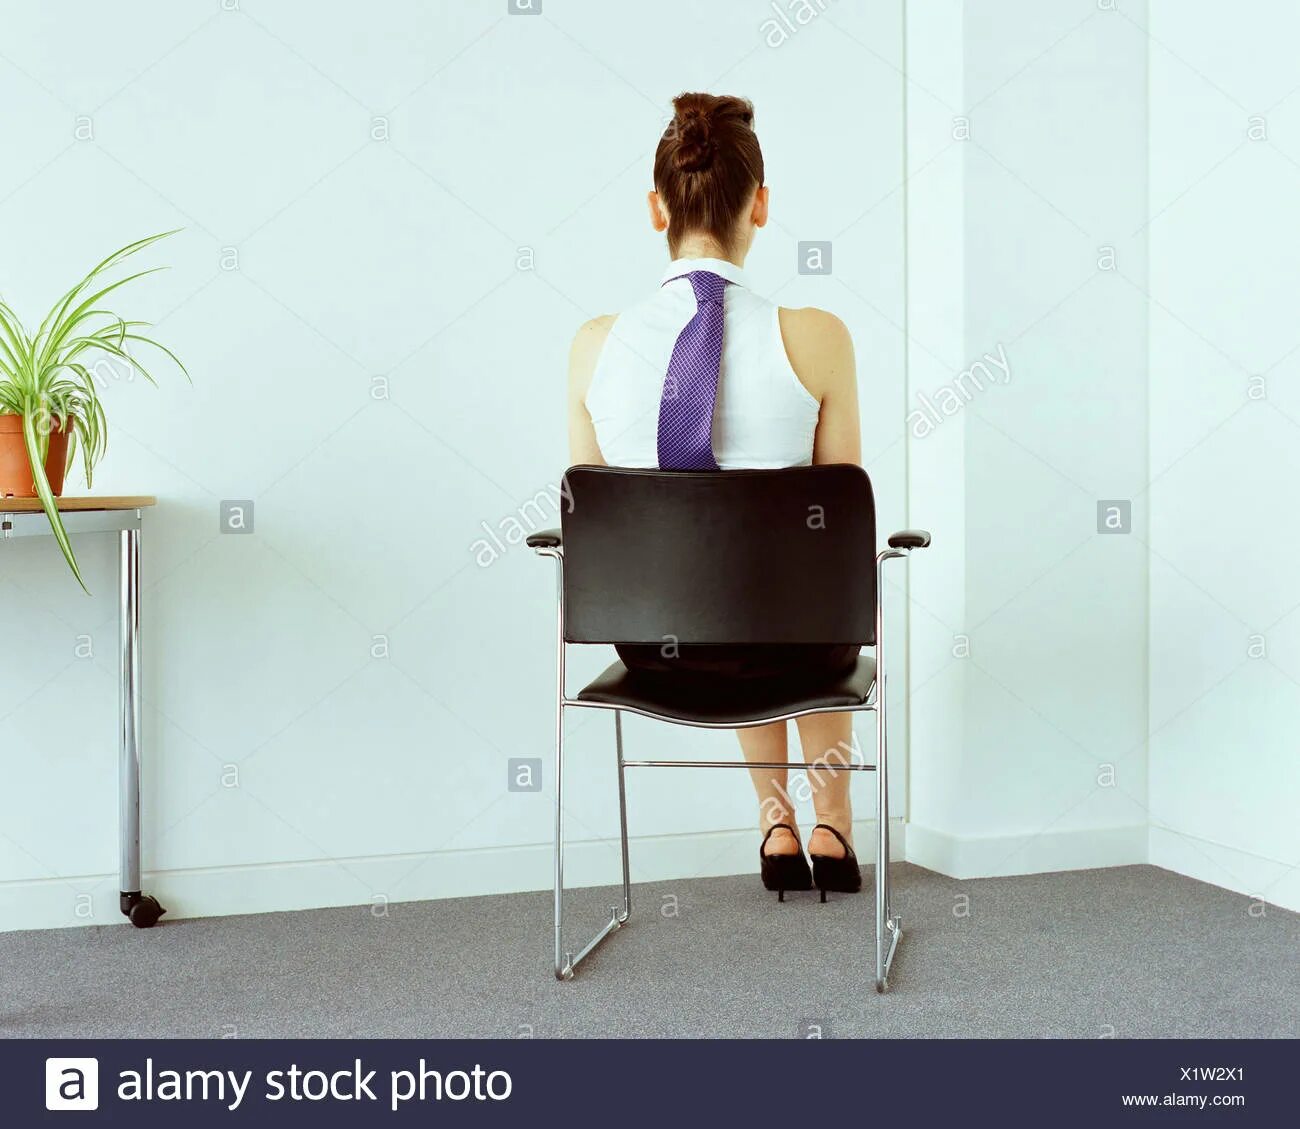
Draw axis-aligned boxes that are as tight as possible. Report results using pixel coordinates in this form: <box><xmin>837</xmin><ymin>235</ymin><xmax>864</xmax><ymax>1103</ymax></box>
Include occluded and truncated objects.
<box><xmin>736</xmin><ymin>721</ymin><xmax>799</xmax><ymax>855</ymax></box>
<box><xmin>794</xmin><ymin>712</ymin><xmax>855</xmax><ymax>858</ymax></box>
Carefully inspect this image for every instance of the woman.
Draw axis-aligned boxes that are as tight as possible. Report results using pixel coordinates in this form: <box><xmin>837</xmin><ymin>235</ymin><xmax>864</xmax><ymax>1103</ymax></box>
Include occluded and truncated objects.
<box><xmin>566</xmin><ymin>92</ymin><xmax>863</xmax><ymax>899</ymax></box>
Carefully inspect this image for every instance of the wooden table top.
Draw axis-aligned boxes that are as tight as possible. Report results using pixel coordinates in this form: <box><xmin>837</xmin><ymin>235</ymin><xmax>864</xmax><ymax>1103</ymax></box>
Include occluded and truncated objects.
<box><xmin>0</xmin><ymin>496</ymin><xmax>156</xmax><ymax>512</ymax></box>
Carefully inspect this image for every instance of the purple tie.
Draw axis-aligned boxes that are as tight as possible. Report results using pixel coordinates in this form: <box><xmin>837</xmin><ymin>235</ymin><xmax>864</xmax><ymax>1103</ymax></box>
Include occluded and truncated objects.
<box><xmin>657</xmin><ymin>271</ymin><xmax>728</xmax><ymax>471</ymax></box>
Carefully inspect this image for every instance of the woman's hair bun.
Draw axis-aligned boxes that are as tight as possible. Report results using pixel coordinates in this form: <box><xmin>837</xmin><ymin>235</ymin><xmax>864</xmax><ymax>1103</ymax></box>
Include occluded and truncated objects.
<box><xmin>671</xmin><ymin>99</ymin><xmax>718</xmax><ymax>173</ymax></box>
<box><xmin>653</xmin><ymin>92</ymin><xmax>764</xmax><ymax>254</ymax></box>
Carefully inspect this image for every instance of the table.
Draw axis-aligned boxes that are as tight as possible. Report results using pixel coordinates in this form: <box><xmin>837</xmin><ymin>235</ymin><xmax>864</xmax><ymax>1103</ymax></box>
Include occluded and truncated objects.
<box><xmin>0</xmin><ymin>496</ymin><xmax>165</xmax><ymax>927</ymax></box>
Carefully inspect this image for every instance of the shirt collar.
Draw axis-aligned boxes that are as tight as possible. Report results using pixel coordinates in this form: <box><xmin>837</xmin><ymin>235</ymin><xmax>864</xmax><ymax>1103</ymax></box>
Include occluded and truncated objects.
<box><xmin>661</xmin><ymin>256</ymin><xmax>749</xmax><ymax>288</ymax></box>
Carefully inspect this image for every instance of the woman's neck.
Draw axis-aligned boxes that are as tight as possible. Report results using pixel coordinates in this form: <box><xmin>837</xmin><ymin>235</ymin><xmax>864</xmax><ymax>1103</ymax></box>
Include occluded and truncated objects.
<box><xmin>671</xmin><ymin>235</ymin><xmax>746</xmax><ymax>267</ymax></box>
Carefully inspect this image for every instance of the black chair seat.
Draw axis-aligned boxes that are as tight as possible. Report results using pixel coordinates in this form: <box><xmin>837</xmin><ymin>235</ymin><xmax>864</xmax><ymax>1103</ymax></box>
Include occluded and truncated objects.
<box><xmin>575</xmin><ymin>655</ymin><xmax>877</xmax><ymax>726</ymax></box>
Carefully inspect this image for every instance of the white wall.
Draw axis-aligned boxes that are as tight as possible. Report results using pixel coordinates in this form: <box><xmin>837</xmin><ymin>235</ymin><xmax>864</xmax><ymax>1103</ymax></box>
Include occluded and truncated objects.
<box><xmin>906</xmin><ymin>0</ymin><xmax>1152</xmax><ymax>877</ymax></box>
<box><xmin>904</xmin><ymin>0</ymin><xmax>1299</xmax><ymax>915</ymax></box>
<box><xmin>901</xmin><ymin>0</ymin><xmax>967</xmax><ymax>851</ymax></box>
<box><xmin>1146</xmin><ymin>0</ymin><xmax>1300</xmax><ymax>912</ymax></box>
<box><xmin>0</xmin><ymin>1</ymin><xmax>909</xmax><ymax>929</ymax></box>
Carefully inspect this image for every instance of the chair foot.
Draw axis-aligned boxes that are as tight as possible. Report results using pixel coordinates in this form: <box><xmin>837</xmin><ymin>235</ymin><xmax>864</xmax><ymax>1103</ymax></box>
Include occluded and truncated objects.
<box><xmin>876</xmin><ymin>914</ymin><xmax>903</xmax><ymax>994</ymax></box>
<box><xmin>556</xmin><ymin>905</ymin><xmax>628</xmax><ymax>981</ymax></box>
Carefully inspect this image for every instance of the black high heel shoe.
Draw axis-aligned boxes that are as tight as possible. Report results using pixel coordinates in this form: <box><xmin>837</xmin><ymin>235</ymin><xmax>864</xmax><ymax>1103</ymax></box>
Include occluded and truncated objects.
<box><xmin>759</xmin><ymin>823</ymin><xmax>812</xmax><ymax>902</ymax></box>
<box><xmin>809</xmin><ymin>824</ymin><xmax>862</xmax><ymax>901</ymax></box>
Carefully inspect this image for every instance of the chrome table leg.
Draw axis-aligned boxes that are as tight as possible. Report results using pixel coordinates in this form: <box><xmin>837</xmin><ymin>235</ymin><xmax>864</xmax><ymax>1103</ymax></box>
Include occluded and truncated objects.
<box><xmin>118</xmin><ymin>525</ymin><xmax>164</xmax><ymax>928</ymax></box>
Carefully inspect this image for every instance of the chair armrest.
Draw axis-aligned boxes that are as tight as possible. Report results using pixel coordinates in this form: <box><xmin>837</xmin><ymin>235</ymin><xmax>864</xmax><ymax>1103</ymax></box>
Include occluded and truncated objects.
<box><xmin>526</xmin><ymin>529</ymin><xmax>562</xmax><ymax>549</ymax></box>
<box><xmin>887</xmin><ymin>529</ymin><xmax>932</xmax><ymax>550</ymax></box>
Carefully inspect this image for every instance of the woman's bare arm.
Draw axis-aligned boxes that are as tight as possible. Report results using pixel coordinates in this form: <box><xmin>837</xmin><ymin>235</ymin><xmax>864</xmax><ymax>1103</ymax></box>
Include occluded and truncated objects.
<box><xmin>777</xmin><ymin>306</ymin><xmax>860</xmax><ymax>465</ymax></box>
<box><xmin>567</xmin><ymin>314</ymin><xmax>616</xmax><ymax>465</ymax></box>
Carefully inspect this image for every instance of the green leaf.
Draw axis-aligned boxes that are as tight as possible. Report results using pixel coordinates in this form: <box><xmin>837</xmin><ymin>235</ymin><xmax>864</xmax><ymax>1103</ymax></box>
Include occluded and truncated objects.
<box><xmin>121</xmin><ymin>333</ymin><xmax>190</xmax><ymax>381</ymax></box>
<box><xmin>35</xmin><ymin>231</ymin><xmax>179</xmax><ymax>348</ymax></box>
<box><xmin>38</xmin><ymin>268</ymin><xmax>167</xmax><ymax>368</ymax></box>
<box><xmin>21</xmin><ymin>410</ymin><xmax>88</xmax><ymax>593</ymax></box>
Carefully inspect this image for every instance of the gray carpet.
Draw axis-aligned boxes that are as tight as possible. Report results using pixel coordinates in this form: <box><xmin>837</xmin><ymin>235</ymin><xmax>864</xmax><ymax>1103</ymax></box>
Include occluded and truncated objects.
<box><xmin>2</xmin><ymin>864</ymin><xmax>1296</xmax><ymax>1038</ymax></box>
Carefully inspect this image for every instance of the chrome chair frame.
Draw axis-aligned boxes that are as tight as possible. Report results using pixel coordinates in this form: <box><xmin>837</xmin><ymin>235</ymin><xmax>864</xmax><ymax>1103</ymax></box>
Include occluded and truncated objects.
<box><xmin>531</xmin><ymin>540</ymin><xmax>916</xmax><ymax>994</ymax></box>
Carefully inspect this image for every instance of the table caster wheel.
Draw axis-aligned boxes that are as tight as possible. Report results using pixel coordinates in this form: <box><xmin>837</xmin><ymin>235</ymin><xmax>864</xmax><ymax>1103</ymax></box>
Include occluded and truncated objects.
<box><xmin>120</xmin><ymin>892</ymin><xmax>166</xmax><ymax>928</ymax></box>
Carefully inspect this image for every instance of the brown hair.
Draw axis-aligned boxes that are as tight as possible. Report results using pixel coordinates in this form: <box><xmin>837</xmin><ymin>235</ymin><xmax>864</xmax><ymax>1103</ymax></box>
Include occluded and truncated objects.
<box><xmin>653</xmin><ymin>92</ymin><xmax>764</xmax><ymax>256</ymax></box>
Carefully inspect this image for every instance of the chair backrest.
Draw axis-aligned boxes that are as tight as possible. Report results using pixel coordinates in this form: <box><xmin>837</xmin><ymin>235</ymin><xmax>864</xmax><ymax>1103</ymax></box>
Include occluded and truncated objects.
<box><xmin>559</xmin><ymin>465</ymin><xmax>876</xmax><ymax>645</ymax></box>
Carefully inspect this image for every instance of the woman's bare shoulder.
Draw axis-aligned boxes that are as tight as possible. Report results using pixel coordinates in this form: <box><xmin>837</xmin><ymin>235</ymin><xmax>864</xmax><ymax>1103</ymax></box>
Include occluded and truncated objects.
<box><xmin>575</xmin><ymin>312</ymin><xmax>619</xmax><ymax>340</ymax></box>
<box><xmin>778</xmin><ymin>305</ymin><xmax>849</xmax><ymax>336</ymax></box>
<box><xmin>776</xmin><ymin>306</ymin><xmax>854</xmax><ymax>399</ymax></box>
<box><xmin>568</xmin><ymin>314</ymin><xmax>619</xmax><ymax>396</ymax></box>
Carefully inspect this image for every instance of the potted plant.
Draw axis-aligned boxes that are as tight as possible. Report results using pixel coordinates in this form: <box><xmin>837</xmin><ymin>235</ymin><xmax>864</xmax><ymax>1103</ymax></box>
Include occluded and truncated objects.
<box><xmin>0</xmin><ymin>231</ymin><xmax>187</xmax><ymax>590</ymax></box>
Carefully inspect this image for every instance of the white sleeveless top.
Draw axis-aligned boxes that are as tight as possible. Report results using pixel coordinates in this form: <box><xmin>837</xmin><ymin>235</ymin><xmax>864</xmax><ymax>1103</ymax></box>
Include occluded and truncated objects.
<box><xmin>586</xmin><ymin>257</ymin><xmax>820</xmax><ymax>469</ymax></box>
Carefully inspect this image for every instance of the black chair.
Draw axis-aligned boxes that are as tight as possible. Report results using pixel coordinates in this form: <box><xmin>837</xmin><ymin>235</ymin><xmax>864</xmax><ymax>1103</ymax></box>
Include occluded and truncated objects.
<box><xmin>527</xmin><ymin>464</ymin><xmax>930</xmax><ymax>992</ymax></box>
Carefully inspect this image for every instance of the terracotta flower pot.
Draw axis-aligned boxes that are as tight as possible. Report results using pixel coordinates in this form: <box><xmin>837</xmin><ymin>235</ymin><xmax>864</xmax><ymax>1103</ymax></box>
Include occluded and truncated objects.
<box><xmin>0</xmin><ymin>413</ymin><xmax>71</xmax><ymax>498</ymax></box>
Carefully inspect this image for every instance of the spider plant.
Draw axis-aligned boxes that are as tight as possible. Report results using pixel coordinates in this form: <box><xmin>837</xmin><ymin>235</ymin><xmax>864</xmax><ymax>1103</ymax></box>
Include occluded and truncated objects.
<box><xmin>0</xmin><ymin>230</ymin><xmax>188</xmax><ymax>591</ymax></box>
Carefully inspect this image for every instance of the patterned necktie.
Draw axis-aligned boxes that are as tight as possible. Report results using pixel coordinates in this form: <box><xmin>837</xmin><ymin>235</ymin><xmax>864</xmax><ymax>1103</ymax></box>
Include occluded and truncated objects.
<box><xmin>657</xmin><ymin>270</ymin><xmax>728</xmax><ymax>471</ymax></box>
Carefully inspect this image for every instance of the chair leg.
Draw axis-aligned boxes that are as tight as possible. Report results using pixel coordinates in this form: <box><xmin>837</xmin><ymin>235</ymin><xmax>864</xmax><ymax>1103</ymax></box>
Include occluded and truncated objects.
<box><xmin>614</xmin><ymin>709</ymin><xmax>632</xmax><ymax>923</ymax></box>
<box><xmin>553</xmin><ymin>700</ymin><xmax>567</xmax><ymax>979</ymax></box>
<box><xmin>875</xmin><ymin>674</ymin><xmax>903</xmax><ymax>993</ymax></box>
<box><xmin>554</xmin><ymin>706</ymin><xmax>631</xmax><ymax>980</ymax></box>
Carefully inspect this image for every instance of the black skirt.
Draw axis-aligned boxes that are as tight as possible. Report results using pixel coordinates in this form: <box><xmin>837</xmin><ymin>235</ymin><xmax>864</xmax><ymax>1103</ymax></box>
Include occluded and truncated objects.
<box><xmin>615</xmin><ymin>643</ymin><xmax>860</xmax><ymax>683</ymax></box>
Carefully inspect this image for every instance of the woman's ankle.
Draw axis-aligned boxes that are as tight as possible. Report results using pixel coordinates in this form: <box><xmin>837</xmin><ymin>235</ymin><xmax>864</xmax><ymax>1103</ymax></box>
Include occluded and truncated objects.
<box><xmin>760</xmin><ymin>811</ymin><xmax>800</xmax><ymax>856</ymax></box>
<box><xmin>809</xmin><ymin>812</ymin><xmax>853</xmax><ymax>856</ymax></box>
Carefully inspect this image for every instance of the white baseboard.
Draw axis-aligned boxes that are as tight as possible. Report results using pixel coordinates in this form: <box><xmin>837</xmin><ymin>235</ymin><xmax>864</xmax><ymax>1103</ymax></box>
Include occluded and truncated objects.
<box><xmin>1148</xmin><ymin>826</ymin><xmax>1300</xmax><ymax>914</ymax></box>
<box><xmin>10</xmin><ymin>822</ymin><xmax>1287</xmax><ymax>932</ymax></box>
<box><xmin>904</xmin><ymin>822</ymin><xmax>1148</xmax><ymax>878</ymax></box>
<box><xmin>0</xmin><ymin>818</ymin><xmax>906</xmax><ymax>933</ymax></box>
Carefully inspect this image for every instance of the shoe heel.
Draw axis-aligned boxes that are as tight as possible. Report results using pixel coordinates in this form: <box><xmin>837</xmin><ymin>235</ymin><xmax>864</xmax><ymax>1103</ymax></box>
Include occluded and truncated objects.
<box><xmin>809</xmin><ymin>823</ymin><xmax>862</xmax><ymax>899</ymax></box>
<box><xmin>759</xmin><ymin>824</ymin><xmax>813</xmax><ymax>900</ymax></box>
